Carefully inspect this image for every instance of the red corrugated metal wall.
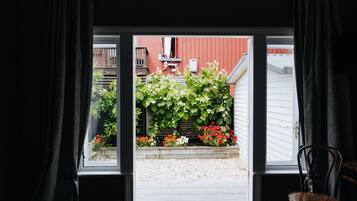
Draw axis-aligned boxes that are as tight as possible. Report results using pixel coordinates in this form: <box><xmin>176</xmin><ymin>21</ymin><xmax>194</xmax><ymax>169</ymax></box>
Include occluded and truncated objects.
<box><xmin>136</xmin><ymin>37</ymin><xmax>249</xmax><ymax>75</ymax></box>
<box><xmin>267</xmin><ymin>48</ymin><xmax>292</xmax><ymax>54</ymax></box>
<box><xmin>177</xmin><ymin>37</ymin><xmax>248</xmax><ymax>74</ymax></box>
<box><xmin>136</xmin><ymin>36</ymin><xmax>249</xmax><ymax>95</ymax></box>
<box><xmin>136</xmin><ymin>36</ymin><xmax>291</xmax><ymax>75</ymax></box>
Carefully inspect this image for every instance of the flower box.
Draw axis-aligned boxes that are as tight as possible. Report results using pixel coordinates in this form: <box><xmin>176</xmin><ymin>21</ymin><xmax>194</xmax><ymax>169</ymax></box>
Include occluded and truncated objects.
<box><xmin>136</xmin><ymin>146</ymin><xmax>239</xmax><ymax>159</ymax></box>
<box><xmin>89</xmin><ymin>146</ymin><xmax>239</xmax><ymax>160</ymax></box>
<box><xmin>89</xmin><ymin>147</ymin><xmax>117</xmax><ymax>160</ymax></box>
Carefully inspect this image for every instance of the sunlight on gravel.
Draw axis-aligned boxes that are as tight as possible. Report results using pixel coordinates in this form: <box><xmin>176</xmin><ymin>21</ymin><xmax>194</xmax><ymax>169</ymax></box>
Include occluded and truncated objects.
<box><xmin>135</xmin><ymin>158</ymin><xmax>247</xmax><ymax>185</ymax></box>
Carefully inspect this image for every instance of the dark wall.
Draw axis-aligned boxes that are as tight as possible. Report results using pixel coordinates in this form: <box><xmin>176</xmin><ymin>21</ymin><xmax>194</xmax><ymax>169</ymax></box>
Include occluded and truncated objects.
<box><xmin>333</xmin><ymin>2</ymin><xmax>357</xmax><ymax>199</ymax></box>
<box><xmin>258</xmin><ymin>174</ymin><xmax>300</xmax><ymax>201</ymax></box>
<box><xmin>93</xmin><ymin>0</ymin><xmax>293</xmax><ymax>27</ymax></box>
<box><xmin>13</xmin><ymin>0</ymin><xmax>48</xmax><ymax>200</ymax></box>
<box><xmin>13</xmin><ymin>0</ymin><xmax>356</xmax><ymax>201</ymax></box>
<box><xmin>79</xmin><ymin>175</ymin><xmax>125</xmax><ymax>201</ymax></box>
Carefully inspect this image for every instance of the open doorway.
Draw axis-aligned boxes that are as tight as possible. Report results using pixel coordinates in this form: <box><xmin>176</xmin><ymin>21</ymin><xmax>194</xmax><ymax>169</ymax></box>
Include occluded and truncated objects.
<box><xmin>134</xmin><ymin>35</ymin><xmax>252</xmax><ymax>201</ymax></box>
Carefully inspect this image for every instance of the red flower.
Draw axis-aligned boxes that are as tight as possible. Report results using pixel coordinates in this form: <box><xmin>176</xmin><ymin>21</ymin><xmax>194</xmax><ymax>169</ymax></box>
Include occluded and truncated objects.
<box><xmin>211</xmin><ymin>121</ymin><xmax>215</xmax><ymax>125</ymax></box>
<box><xmin>95</xmin><ymin>134</ymin><xmax>103</xmax><ymax>143</ymax></box>
<box><xmin>233</xmin><ymin>136</ymin><xmax>238</xmax><ymax>141</ymax></box>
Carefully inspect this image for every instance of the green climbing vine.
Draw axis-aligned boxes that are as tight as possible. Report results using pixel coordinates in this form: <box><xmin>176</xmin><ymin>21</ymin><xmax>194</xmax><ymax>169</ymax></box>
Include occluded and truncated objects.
<box><xmin>136</xmin><ymin>62</ymin><xmax>233</xmax><ymax>137</ymax></box>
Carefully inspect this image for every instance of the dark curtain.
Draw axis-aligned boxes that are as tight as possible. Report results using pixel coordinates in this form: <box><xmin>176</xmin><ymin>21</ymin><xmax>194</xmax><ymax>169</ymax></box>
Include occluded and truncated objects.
<box><xmin>31</xmin><ymin>0</ymin><xmax>93</xmax><ymax>201</ymax></box>
<box><xmin>293</xmin><ymin>0</ymin><xmax>342</xmax><ymax>197</ymax></box>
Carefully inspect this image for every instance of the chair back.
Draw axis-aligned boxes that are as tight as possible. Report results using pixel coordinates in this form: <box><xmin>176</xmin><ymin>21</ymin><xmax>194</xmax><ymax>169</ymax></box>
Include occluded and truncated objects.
<box><xmin>297</xmin><ymin>145</ymin><xmax>342</xmax><ymax>197</ymax></box>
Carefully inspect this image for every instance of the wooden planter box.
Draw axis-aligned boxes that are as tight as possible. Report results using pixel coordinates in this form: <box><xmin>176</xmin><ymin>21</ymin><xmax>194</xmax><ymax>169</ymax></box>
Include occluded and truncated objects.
<box><xmin>89</xmin><ymin>147</ymin><xmax>117</xmax><ymax>160</ymax></box>
<box><xmin>136</xmin><ymin>146</ymin><xmax>239</xmax><ymax>159</ymax></box>
<box><xmin>90</xmin><ymin>146</ymin><xmax>239</xmax><ymax>160</ymax></box>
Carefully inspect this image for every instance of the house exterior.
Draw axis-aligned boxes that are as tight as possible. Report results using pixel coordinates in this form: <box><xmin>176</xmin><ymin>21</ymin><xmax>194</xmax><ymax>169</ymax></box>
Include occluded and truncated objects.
<box><xmin>94</xmin><ymin>36</ymin><xmax>292</xmax><ymax>95</ymax></box>
<box><xmin>227</xmin><ymin>52</ymin><xmax>297</xmax><ymax>165</ymax></box>
<box><xmin>135</xmin><ymin>36</ymin><xmax>249</xmax><ymax>75</ymax></box>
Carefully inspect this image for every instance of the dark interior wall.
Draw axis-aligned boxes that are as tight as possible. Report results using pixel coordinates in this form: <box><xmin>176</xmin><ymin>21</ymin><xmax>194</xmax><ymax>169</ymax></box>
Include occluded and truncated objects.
<box><xmin>13</xmin><ymin>0</ymin><xmax>356</xmax><ymax>201</ymax></box>
<box><xmin>14</xmin><ymin>0</ymin><xmax>48</xmax><ymax>200</ymax></box>
<box><xmin>93</xmin><ymin>0</ymin><xmax>293</xmax><ymax>27</ymax></box>
<box><xmin>258</xmin><ymin>174</ymin><xmax>300</xmax><ymax>201</ymax></box>
<box><xmin>333</xmin><ymin>2</ymin><xmax>357</xmax><ymax>199</ymax></box>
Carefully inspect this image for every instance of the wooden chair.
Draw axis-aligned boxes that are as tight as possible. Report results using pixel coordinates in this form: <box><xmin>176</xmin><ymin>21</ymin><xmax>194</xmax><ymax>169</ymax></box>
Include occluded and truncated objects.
<box><xmin>288</xmin><ymin>145</ymin><xmax>343</xmax><ymax>201</ymax></box>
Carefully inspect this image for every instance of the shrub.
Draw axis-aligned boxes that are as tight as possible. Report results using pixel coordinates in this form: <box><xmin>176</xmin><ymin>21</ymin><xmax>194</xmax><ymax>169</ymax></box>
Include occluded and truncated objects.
<box><xmin>184</xmin><ymin>62</ymin><xmax>233</xmax><ymax>129</ymax></box>
<box><xmin>136</xmin><ymin>62</ymin><xmax>233</xmax><ymax>138</ymax></box>
<box><xmin>197</xmin><ymin>121</ymin><xmax>237</xmax><ymax>146</ymax></box>
<box><xmin>89</xmin><ymin>71</ymin><xmax>117</xmax><ymax>147</ymax></box>
<box><xmin>137</xmin><ymin>73</ymin><xmax>191</xmax><ymax>137</ymax></box>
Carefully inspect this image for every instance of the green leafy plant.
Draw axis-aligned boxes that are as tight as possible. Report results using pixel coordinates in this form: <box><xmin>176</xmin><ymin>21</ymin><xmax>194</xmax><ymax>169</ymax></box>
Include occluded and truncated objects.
<box><xmin>136</xmin><ymin>77</ymin><xmax>145</xmax><ymax>134</ymax></box>
<box><xmin>90</xmin><ymin>74</ymin><xmax>117</xmax><ymax>147</ymax></box>
<box><xmin>184</xmin><ymin>61</ymin><xmax>233</xmax><ymax>129</ymax></box>
<box><xmin>136</xmin><ymin>62</ymin><xmax>233</xmax><ymax>139</ymax></box>
<box><xmin>137</xmin><ymin>73</ymin><xmax>191</xmax><ymax>137</ymax></box>
<box><xmin>90</xmin><ymin>70</ymin><xmax>106</xmax><ymax>119</ymax></box>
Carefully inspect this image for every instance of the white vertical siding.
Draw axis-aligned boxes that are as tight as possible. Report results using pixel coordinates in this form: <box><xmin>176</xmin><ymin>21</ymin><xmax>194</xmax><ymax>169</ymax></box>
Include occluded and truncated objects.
<box><xmin>234</xmin><ymin>69</ymin><xmax>295</xmax><ymax>165</ymax></box>
<box><xmin>266</xmin><ymin>70</ymin><xmax>294</xmax><ymax>162</ymax></box>
<box><xmin>234</xmin><ymin>73</ymin><xmax>249</xmax><ymax>165</ymax></box>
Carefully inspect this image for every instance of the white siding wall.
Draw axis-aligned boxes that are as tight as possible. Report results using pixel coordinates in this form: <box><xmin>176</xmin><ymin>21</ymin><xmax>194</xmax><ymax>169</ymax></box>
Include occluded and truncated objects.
<box><xmin>234</xmin><ymin>73</ymin><xmax>249</xmax><ymax>165</ymax></box>
<box><xmin>234</xmin><ymin>69</ymin><xmax>294</xmax><ymax>165</ymax></box>
<box><xmin>266</xmin><ymin>70</ymin><xmax>294</xmax><ymax>162</ymax></box>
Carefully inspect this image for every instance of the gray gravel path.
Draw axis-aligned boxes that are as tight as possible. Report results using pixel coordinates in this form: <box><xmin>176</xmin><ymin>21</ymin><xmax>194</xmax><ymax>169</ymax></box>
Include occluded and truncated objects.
<box><xmin>136</xmin><ymin>158</ymin><xmax>248</xmax><ymax>201</ymax></box>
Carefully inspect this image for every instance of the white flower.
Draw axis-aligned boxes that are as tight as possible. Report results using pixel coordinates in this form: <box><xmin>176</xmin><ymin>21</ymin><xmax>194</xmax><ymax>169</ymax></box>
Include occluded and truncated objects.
<box><xmin>175</xmin><ymin>136</ymin><xmax>189</xmax><ymax>146</ymax></box>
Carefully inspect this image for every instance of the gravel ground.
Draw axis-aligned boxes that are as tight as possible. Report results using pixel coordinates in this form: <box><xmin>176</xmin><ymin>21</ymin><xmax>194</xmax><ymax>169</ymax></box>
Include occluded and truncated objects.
<box><xmin>135</xmin><ymin>158</ymin><xmax>247</xmax><ymax>185</ymax></box>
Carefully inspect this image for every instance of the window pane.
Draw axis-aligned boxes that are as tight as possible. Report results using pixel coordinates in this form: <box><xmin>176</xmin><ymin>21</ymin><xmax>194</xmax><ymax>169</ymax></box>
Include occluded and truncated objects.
<box><xmin>266</xmin><ymin>36</ymin><xmax>298</xmax><ymax>165</ymax></box>
<box><xmin>83</xmin><ymin>41</ymin><xmax>119</xmax><ymax>167</ymax></box>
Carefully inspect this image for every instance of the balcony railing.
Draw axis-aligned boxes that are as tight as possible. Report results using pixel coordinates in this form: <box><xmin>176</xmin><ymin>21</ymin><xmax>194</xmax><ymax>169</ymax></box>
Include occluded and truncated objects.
<box><xmin>93</xmin><ymin>47</ymin><xmax>117</xmax><ymax>86</ymax></box>
<box><xmin>93</xmin><ymin>47</ymin><xmax>117</xmax><ymax>68</ymax></box>
<box><xmin>136</xmin><ymin>47</ymin><xmax>148</xmax><ymax>68</ymax></box>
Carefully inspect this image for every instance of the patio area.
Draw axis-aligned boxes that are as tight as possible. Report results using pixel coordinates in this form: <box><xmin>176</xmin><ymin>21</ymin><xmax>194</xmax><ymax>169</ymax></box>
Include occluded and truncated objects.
<box><xmin>136</xmin><ymin>158</ymin><xmax>248</xmax><ymax>201</ymax></box>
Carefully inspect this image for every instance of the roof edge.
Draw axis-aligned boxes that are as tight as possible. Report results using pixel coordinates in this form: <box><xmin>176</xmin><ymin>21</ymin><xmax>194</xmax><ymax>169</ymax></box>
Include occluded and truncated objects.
<box><xmin>227</xmin><ymin>54</ymin><xmax>248</xmax><ymax>84</ymax></box>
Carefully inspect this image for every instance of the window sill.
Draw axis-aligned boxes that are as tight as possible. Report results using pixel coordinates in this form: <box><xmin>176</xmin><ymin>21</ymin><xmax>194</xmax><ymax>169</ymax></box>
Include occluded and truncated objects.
<box><xmin>78</xmin><ymin>170</ymin><xmax>123</xmax><ymax>176</ymax></box>
<box><xmin>254</xmin><ymin>169</ymin><xmax>306</xmax><ymax>175</ymax></box>
<box><xmin>160</xmin><ymin>57</ymin><xmax>181</xmax><ymax>62</ymax></box>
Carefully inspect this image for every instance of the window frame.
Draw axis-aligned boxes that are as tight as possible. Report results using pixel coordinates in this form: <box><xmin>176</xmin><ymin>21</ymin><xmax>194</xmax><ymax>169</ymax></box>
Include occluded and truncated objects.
<box><xmin>265</xmin><ymin>36</ymin><xmax>300</xmax><ymax>169</ymax></box>
<box><xmin>78</xmin><ymin>27</ymin><xmax>297</xmax><ymax>201</ymax></box>
<box><xmin>80</xmin><ymin>35</ymin><xmax>121</xmax><ymax>172</ymax></box>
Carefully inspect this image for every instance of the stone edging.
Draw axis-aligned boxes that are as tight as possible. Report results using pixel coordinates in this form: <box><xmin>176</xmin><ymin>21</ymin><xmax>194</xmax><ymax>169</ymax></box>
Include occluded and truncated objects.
<box><xmin>137</xmin><ymin>146</ymin><xmax>239</xmax><ymax>159</ymax></box>
<box><xmin>89</xmin><ymin>146</ymin><xmax>239</xmax><ymax>160</ymax></box>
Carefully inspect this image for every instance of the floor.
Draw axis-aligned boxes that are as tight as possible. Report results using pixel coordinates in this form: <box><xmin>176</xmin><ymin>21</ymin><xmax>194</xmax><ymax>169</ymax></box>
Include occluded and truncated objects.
<box><xmin>136</xmin><ymin>181</ymin><xmax>248</xmax><ymax>201</ymax></box>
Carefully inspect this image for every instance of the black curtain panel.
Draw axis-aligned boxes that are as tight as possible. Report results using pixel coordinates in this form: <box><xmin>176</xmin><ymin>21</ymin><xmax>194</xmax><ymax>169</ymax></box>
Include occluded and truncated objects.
<box><xmin>31</xmin><ymin>0</ymin><xmax>93</xmax><ymax>201</ymax></box>
<box><xmin>293</xmin><ymin>0</ymin><xmax>342</xmax><ymax>197</ymax></box>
